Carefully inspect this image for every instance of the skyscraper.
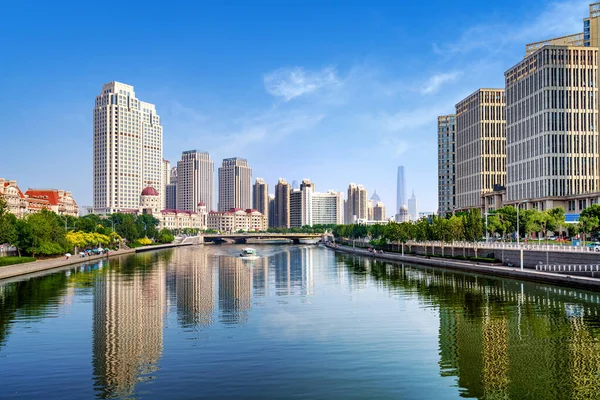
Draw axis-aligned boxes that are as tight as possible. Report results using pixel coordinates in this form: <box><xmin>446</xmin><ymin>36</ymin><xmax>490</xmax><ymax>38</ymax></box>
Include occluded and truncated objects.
<box><xmin>455</xmin><ymin>89</ymin><xmax>506</xmax><ymax>210</ymax></box>
<box><xmin>438</xmin><ymin>115</ymin><xmax>456</xmax><ymax>217</ymax></box>
<box><xmin>505</xmin><ymin>45</ymin><xmax>599</xmax><ymax>206</ymax></box>
<box><xmin>253</xmin><ymin>178</ymin><xmax>269</xmax><ymax>221</ymax></box>
<box><xmin>166</xmin><ymin>167</ymin><xmax>177</xmax><ymax>210</ymax></box>
<box><xmin>93</xmin><ymin>82</ymin><xmax>163</xmax><ymax>214</ymax></box>
<box><xmin>408</xmin><ymin>190</ymin><xmax>418</xmax><ymax>221</ymax></box>
<box><xmin>290</xmin><ymin>179</ymin><xmax>314</xmax><ymax>228</ymax></box>
<box><xmin>274</xmin><ymin>178</ymin><xmax>291</xmax><ymax>228</ymax></box>
<box><xmin>161</xmin><ymin>159</ymin><xmax>170</xmax><ymax>210</ymax></box>
<box><xmin>396</xmin><ymin>166</ymin><xmax>406</xmax><ymax>213</ymax></box>
<box><xmin>218</xmin><ymin>158</ymin><xmax>252</xmax><ymax>211</ymax></box>
<box><xmin>345</xmin><ymin>183</ymin><xmax>368</xmax><ymax>223</ymax></box>
<box><xmin>176</xmin><ymin>150</ymin><xmax>214</xmax><ymax>212</ymax></box>
<box><xmin>311</xmin><ymin>191</ymin><xmax>344</xmax><ymax>225</ymax></box>
<box><xmin>268</xmin><ymin>194</ymin><xmax>276</xmax><ymax>228</ymax></box>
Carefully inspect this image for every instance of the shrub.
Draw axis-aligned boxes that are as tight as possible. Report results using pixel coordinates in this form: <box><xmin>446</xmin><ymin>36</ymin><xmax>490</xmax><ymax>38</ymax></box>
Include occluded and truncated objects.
<box><xmin>0</xmin><ymin>256</ymin><xmax>36</xmax><ymax>267</ymax></box>
<box><xmin>469</xmin><ymin>257</ymin><xmax>500</xmax><ymax>263</ymax></box>
<box><xmin>133</xmin><ymin>237</ymin><xmax>152</xmax><ymax>247</ymax></box>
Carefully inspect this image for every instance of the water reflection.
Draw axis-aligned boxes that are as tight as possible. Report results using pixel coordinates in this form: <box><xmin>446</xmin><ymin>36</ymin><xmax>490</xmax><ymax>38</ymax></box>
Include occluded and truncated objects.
<box><xmin>218</xmin><ymin>256</ymin><xmax>253</xmax><ymax>324</ymax></box>
<box><xmin>92</xmin><ymin>254</ymin><xmax>167</xmax><ymax>399</ymax></box>
<box><xmin>338</xmin><ymin>254</ymin><xmax>600</xmax><ymax>399</ymax></box>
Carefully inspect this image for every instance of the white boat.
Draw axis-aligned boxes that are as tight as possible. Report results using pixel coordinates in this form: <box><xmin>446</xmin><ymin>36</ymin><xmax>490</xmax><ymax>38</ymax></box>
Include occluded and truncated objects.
<box><xmin>240</xmin><ymin>248</ymin><xmax>259</xmax><ymax>259</ymax></box>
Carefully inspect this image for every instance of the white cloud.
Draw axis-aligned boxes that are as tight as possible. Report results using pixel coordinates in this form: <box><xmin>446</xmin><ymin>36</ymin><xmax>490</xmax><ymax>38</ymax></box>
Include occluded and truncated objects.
<box><xmin>263</xmin><ymin>66</ymin><xmax>340</xmax><ymax>101</ymax></box>
<box><xmin>420</xmin><ymin>72</ymin><xmax>461</xmax><ymax>94</ymax></box>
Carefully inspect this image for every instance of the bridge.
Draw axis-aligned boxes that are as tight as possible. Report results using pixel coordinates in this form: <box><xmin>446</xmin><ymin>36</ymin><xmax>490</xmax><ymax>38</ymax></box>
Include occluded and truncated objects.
<box><xmin>201</xmin><ymin>233</ymin><xmax>322</xmax><ymax>244</ymax></box>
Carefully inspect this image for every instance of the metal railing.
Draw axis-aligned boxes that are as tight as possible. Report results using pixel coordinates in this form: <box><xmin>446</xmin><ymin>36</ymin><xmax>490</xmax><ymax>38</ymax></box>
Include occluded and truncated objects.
<box><xmin>408</xmin><ymin>240</ymin><xmax>600</xmax><ymax>254</ymax></box>
<box><xmin>536</xmin><ymin>264</ymin><xmax>600</xmax><ymax>273</ymax></box>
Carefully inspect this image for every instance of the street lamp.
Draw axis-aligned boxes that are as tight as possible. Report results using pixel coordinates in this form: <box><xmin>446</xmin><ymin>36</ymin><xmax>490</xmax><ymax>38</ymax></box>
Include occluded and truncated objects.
<box><xmin>516</xmin><ymin>200</ymin><xmax>527</xmax><ymax>245</ymax></box>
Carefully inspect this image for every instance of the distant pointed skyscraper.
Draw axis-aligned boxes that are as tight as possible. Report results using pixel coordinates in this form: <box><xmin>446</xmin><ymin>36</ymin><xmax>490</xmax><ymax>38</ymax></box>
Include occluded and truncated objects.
<box><xmin>408</xmin><ymin>190</ymin><xmax>418</xmax><ymax>221</ymax></box>
<box><xmin>396</xmin><ymin>166</ymin><xmax>406</xmax><ymax>213</ymax></box>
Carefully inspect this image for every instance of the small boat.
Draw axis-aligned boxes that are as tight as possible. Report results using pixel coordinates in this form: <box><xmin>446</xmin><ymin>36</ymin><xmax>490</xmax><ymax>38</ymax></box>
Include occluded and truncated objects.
<box><xmin>240</xmin><ymin>248</ymin><xmax>259</xmax><ymax>259</ymax></box>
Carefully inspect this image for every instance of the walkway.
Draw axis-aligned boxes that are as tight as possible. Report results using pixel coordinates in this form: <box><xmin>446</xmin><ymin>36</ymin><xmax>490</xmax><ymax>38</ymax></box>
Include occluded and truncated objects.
<box><xmin>326</xmin><ymin>243</ymin><xmax>600</xmax><ymax>291</ymax></box>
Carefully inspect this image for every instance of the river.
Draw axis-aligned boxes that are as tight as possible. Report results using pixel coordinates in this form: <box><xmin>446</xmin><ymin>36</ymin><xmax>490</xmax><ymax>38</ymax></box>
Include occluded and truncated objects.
<box><xmin>1</xmin><ymin>245</ymin><xmax>599</xmax><ymax>399</ymax></box>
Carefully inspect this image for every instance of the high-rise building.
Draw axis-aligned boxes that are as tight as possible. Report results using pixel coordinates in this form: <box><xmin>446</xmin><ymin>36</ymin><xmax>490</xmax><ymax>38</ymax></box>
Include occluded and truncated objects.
<box><xmin>408</xmin><ymin>191</ymin><xmax>418</xmax><ymax>221</ymax></box>
<box><xmin>274</xmin><ymin>178</ymin><xmax>291</xmax><ymax>228</ymax></box>
<box><xmin>505</xmin><ymin>45</ymin><xmax>599</xmax><ymax>207</ymax></box>
<box><xmin>290</xmin><ymin>179</ymin><xmax>315</xmax><ymax>228</ymax></box>
<box><xmin>176</xmin><ymin>150</ymin><xmax>214</xmax><ymax>212</ymax></box>
<box><xmin>455</xmin><ymin>89</ymin><xmax>506</xmax><ymax>210</ymax></box>
<box><xmin>253</xmin><ymin>178</ymin><xmax>269</xmax><ymax>222</ymax></box>
<box><xmin>93</xmin><ymin>82</ymin><xmax>163</xmax><ymax>214</ymax></box>
<box><xmin>290</xmin><ymin>189</ymin><xmax>302</xmax><ymax>228</ymax></box>
<box><xmin>311</xmin><ymin>191</ymin><xmax>344</xmax><ymax>225</ymax></box>
<box><xmin>165</xmin><ymin>167</ymin><xmax>177</xmax><ymax>210</ymax></box>
<box><xmin>161</xmin><ymin>159</ymin><xmax>170</xmax><ymax>210</ymax></box>
<box><xmin>268</xmin><ymin>194</ymin><xmax>276</xmax><ymax>228</ymax></box>
<box><xmin>345</xmin><ymin>183</ymin><xmax>368</xmax><ymax>223</ymax></box>
<box><xmin>218</xmin><ymin>158</ymin><xmax>252</xmax><ymax>211</ymax></box>
<box><xmin>372</xmin><ymin>201</ymin><xmax>386</xmax><ymax>221</ymax></box>
<box><xmin>396</xmin><ymin>166</ymin><xmax>406</xmax><ymax>213</ymax></box>
<box><xmin>438</xmin><ymin>115</ymin><xmax>456</xmax><ymax>217</ymax></box>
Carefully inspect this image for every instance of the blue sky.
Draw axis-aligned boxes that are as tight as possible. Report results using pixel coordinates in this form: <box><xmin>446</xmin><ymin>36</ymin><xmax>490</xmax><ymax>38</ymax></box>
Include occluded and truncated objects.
<box><xmin>0</xmin><ymin>0</ymin><xmax>589</xmax><ymax>214</ymax></box>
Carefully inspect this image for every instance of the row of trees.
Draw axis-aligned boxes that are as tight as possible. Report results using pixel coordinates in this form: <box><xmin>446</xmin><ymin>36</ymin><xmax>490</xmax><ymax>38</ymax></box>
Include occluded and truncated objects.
<box><xmin>333</xmin><ymin>205</ymin><xmax>600</xmax><ymax>245</ymax></box>
<box><xmin>0</xmin><ymin>198</ymin><xmax>175</xmax><ymax>257</ymax></box>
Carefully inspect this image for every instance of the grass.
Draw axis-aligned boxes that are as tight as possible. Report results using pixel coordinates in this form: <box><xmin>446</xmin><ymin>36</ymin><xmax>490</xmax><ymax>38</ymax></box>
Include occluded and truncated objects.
<box><xmin>0</xmin><ymin>256</ymin><xmax>36</xmax><ymax>267</ymax></box>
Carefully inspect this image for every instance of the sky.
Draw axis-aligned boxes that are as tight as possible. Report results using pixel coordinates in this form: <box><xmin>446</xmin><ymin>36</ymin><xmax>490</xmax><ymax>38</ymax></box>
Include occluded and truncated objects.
<box><xmin>0</xmin><ymin>0</ymin><xmax>590</xmax><ymax>214</ymax></box>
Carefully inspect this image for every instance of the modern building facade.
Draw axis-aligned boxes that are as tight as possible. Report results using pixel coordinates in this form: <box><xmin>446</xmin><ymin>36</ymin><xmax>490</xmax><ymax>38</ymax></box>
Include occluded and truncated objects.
<box><xmin>505</xmin><ymin>45</ymin><xmax>599</xmax><ymax>209</ymax></box>
<box><xmin>396</xmin><ymin>166</ymin><xmax>406</xmax><ymax>213</ymax></box>
<box><xmin>253</xmin><ymin>178</ymin><xmax>269</xmax><ymax>224</ymax></box>
<box><xmin>218</xmin><ymin>158</ymin><xmax>252</xmax><ymax>212</ymax></box>
<box><xmin>455</xmin><ymin>89</ymin><xmax>506</xmax><ymax>210</ymax></box>
<box><xmin>176</xmin><ymin>150</ymin><xmax>214</xmax><ymax>213</ymax></box>
<box><xmin>268</xmin><ymin>195</ymin><xmax>276</xmax><ymax>228</ymax></box>
<box><xmin>290</xmin><ymin>189</ymin><xmax>302</xmax><ymax>228</ymax></box>
<box><xmin>311</xmin><ymin>191</ymin><xmax>344</xmax><ymax>225</ymax></box>
<box><xmin>93</xmin><ymin>82</ymin><xmax>163</xmax><ymax>214</ymax></box>
<box><xmin>345</xmin><ymin>183</ymin><xmax>368</xmax><ymax>223</ymax></box>
<box><xmin>274</xmin><ymin>178</ymin><xmax>291</xmax><ymax>228</ymax></box>
<box><xmin>438</xmin><ymin>114</ymin><xmax>456</xmax><ymax>217</ymax></box>
<box><xmin>165</xmin><ymin>167</ymin><xmax>177</xmax><ymax>210</ymax></box>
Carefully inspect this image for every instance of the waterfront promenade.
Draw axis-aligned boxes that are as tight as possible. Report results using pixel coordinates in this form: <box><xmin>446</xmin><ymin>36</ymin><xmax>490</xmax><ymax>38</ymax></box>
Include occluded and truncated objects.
<box><xmin>326</xmin><ymin>243</ymin><xmax>600</xmax><ymax>291</ymax></box>
<box><xmin>0</xmin><ymin>243</ymin><xmax>190</xmax><ymax>281</ymax></box>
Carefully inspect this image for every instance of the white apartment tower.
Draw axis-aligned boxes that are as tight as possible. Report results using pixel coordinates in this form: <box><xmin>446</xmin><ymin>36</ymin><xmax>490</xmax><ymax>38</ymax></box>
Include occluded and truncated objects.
<box><xmin>312</xmin><ymin>191</ymin><xmax>344</xmax><ymax>225</ymax></box>
<box><xmin>176</xmin><ymin>150</ymin><xmax>214</xmax><ymax>212</ymax></box>
<box><xmin>505</xmin><ymin>45</ymin><xmax>599</xmax><ymax>206</ymax></box>
<box><xmin>93</xmin><ymin>82</ymin><xmax>163</xmax><ymax>214</ymax></box>
<box><xmin>408</xmin><ymin>191</ymin><xmax>418</xmax><ymax>221</ymax></box>
<box><xmin>218</xmin><ymin>158</ymin><xmax>252</xmax><ymax>211</ymax></box>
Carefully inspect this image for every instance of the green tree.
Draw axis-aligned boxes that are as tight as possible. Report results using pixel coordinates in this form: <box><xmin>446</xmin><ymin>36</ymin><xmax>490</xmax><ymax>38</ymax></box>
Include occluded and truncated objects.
<box><xmin>486</xmin><ymin>214</ymin><xmax>503</xmax><ymax>239</ymax></box>
<box><xmin>156</xmin><ymin>229</ymin><xmax>175</xmax><ymax>244</ymax></box>
<box><xmin>578</xmin><ymin>215</ymin><xmax>599</xmax><ymax>245</ymax></box>
<box><xmin>16</xmin><ymin>210</ymin><xmax>67</xmax><ymax>257</ymax></box>
<box><xmin>463</xmin><ymin>209</ymin><xmax>483</xmax><ymax>242</ymax></box>
<box><xmin>547</xmin><ymin>207</ymin><xmax>566</xmax><ymax>238</ymax></box>
<box><xmin>0</xmin><ymin>198</ymin><xmax>17</xmax><ymax>247</ymax></box>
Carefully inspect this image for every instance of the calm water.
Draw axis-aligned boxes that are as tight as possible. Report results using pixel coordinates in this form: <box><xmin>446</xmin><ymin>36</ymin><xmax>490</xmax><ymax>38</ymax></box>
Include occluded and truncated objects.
<box><xmin>1</xmin><ymin>245</ymin><xmax>600</xmax><ymax>399</ymax></box>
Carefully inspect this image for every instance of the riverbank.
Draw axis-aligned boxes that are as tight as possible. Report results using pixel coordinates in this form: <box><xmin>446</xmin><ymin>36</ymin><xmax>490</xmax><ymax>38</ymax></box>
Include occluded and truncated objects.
<box><xmin>327</xmin><ymin>243</ymin><xmax>600</xmax><ymax>291</ymax></box>
<box><xmin>0</xmin><ymin>242</ymin><xmax>194</xmax><ymax>281</ymax></box>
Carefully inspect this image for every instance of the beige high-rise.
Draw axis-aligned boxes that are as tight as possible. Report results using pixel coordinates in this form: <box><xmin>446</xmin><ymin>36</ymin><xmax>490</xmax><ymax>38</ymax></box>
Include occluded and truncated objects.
<box><xmin>93</xmin><ymin>82</ymin><xmax>163</xmax><ymax>214</ymax></box>
<box><xmin>455</xmin><ymin>89</ymin><xmax>506</xmax><ymax>210</ymax></box>
<box><xmin>345</xmin><ymin>183</ymin><xmax>368</xmax><ymax>223</ymax></box>
<box><xmin>176</xmin><ymin>150</ymin><xmax>214</xmax><ymax>212</ymax></box>
<box><xmin>253</xmin><ymin>178</ymin><xmax>269</xmax><ymax>220</ymax></box>
<box><xmin>505</xmin><ymin>46</ymin><xmax>599</xmax><ymax>205</ymax></box>
<box><xmin>218</xmin><ymin>158</ymin><xmax>252</xmax><ymax>211</ymax></box>
<box><xmin>274</xmin><ymin>178</ymin><xmax>291</xmax><ymax>228</ymax></box>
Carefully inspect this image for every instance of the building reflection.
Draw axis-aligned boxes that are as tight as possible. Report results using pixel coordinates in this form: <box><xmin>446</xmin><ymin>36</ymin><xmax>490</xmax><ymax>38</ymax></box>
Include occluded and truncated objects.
<box><xmin>339</xmin><ymin>254</ymin><xmax>600</xmax><ymax>399</ymax></box>
<box><xmin>173</xmin><ymin>250</ymin><xmax>215</xmax><ymax>328</ymax></box>
<box><xmin>252</xmin><ymin>257</ymin><xmax>269</xmax><ymax>297</ymax></box>
<box><xmin>218</xmin><ymin>257</ymin><xmax>252</xmax><ymax>324</ymax></box>
<box><xmin>271</xmin><ymin>247</ymin><xmax>315</xmax><ymax>297</ymax></box>
<box><xmin>92</xmin><ymin>256</ymin><xmax>166</xmax><ymax>399</ymax></box>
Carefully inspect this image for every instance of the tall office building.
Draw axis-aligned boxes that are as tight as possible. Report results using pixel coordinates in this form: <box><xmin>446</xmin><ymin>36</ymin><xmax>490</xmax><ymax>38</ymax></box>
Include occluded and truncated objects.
<box><xmin>312</xmin><ymin>191</ymin><xmax>344</xmax><ymax>225</ymax></box>
<box><xmin>290</xmin><ymin>189</ymin><xmax>302</xmax><ymax>228</ymax></box>
<box><xmin>455</xmin><ymin>89</ymin><xmax>506</xmax><ymax>210</ymax></box>
<box><xmin>93</xmin><ymin>82</ymin><xmax>163</xmax><ymax>214</ymax></box>
<box><xmin>161</xmin><ymin>159</ymin><xmax>170</xmax><ymax>210</ymax></box>
<box><xmin>372</xmin><ymin>201</ymin><xmax>386</xmax><ymax>221</ymax></box>
<box><xmin>396</xmin><ymin>166</ymin><xmax>406</xmax><ymax>213</ymax></box>
<box><xmin>165</xmin><ymin>167</ymin><xmax>177</xmax><ymax>210</ymax></box>
<box><xmin>176</xmin><ymin>150</ymin><xmax>214</xmax><ymax>212</ymax></box>
<box><xmin>438</xmin><ymin>115</ymin><xmax>456</xmax><ymax>217</ymax></box>
<box><xmin>218</xmin><ymin>158</ymin><xmax>252</xmax><ymax>211</ymax></box>
<box><xmin>345</xmin><ymin>183</ymin><xmax>368</xmax><ymax>223</ymax></box>
<box><xmin>408</xmin><ymin>190</ymin><xmax>418</xmax><ymax>221</ymax></box>
<box><xmin>505</xmin><ymin>45</ymin><xmax>599</xmax><ymax>207</ymax></box>
<box><xmin>274</xmin><ymin>178</ymin><xmax>291</xmax><ymax>228</ymax></box>
<box><xmin>253</xmin><ymin>178</ymin><xmax>269</xmax><ymax>221</ymax></box>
